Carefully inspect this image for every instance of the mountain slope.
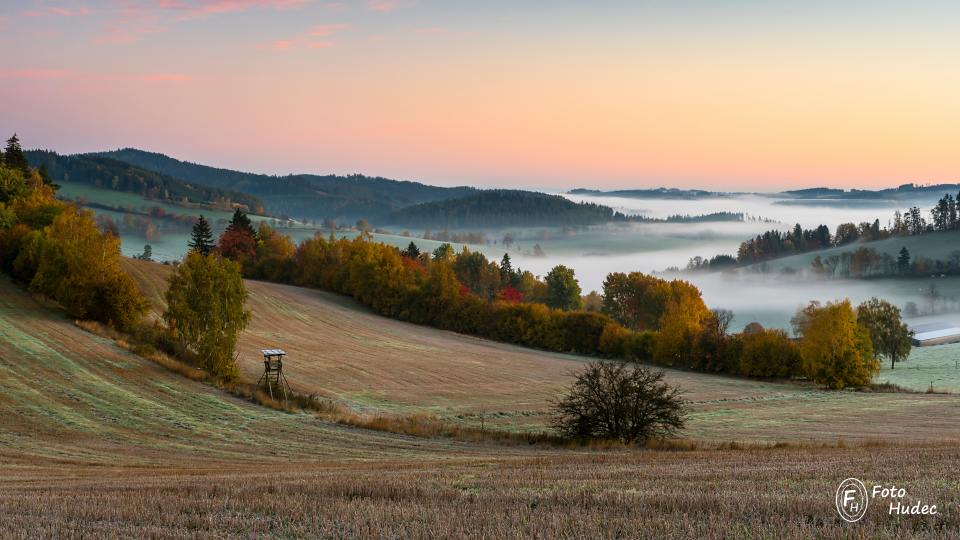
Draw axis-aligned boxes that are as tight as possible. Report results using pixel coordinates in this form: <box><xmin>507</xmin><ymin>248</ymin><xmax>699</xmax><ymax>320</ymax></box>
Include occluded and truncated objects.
<box><xmin>97</xmin><ymin>148</ymin><xmax>476</xmax><ymax>221</ymax></box>
<box><xmin>26</xmin><ymin>150</ymin><xmax>265</xmax><ymax>213</ymax></box>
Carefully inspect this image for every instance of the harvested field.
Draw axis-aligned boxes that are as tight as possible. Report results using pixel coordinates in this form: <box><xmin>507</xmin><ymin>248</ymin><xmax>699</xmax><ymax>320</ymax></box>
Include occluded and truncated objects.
<box><xmin>3</xmin><ymin>264</ymin><xmax>960</xmax><ymax>537</ymax></box>
<box><xmin>123</xmin><ymin>259</ymin><xmax>960</xmax><ymax>442</ymax></box>
<box><xmin>2</xmin><ymin>444</ymin><xmax>958</xmax><ymax>538</ymax></box>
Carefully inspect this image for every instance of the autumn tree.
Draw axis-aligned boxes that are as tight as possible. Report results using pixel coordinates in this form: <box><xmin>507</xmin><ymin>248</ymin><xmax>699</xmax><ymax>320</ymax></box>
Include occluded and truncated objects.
<box><xmin>0</xmin><ymin>165</ymin><xmax>28</xmax><ymax>204</ymax></box>
<box><xmin>552</xmin><ymin>361</ymin><xmax>686</xmax><ymax>443</ymax></box>
<box><xmin>737</xmin><ymin>328</ymin><xmax>801</xmax><ymax>377</ymax></box>
<box><xmin>545</xmin><ymin>264</ymin><xmax>582</xmax><ymax>310</ymax></box>
<box><xmin>188</xmin><ymin>215</ymin><xmax>214</xmax><ymax>255</ymax></box>
<box><xmin>163</xmin><ymin>251</ymin><xmax>250</xmax><ymax>381</ymax></box>
<box><xmin>24</xmin><ymin>207</ymin><xmax>146</xmax><ymax>331</ymax></box>
<box><xmin>432</xmin><ymin>242</ymin><xmax>454</xmax><ymax>262</ymax></box>
<box><xmin>653</xmin><ymin>283</ymin><xmax>712</xmax><ymax>367</ymax></box>
<box><xmin>856</xmin><ymin>297</ymin><xmax>913</xmax><ymax>370</ymax></box>
<box><xmin>792</xmin><ymin>300</ymin><xmax>878</xmax><ymax>389</ymax></box>
<box><xmin>217</xmin><ymin>211</ymin><xmax>257</xmax><ymax>264</ymax></box>
<box><xmin>250</xmin><ymin>222</ymin><xmax>296</xmax><ymax>281</ymax></box>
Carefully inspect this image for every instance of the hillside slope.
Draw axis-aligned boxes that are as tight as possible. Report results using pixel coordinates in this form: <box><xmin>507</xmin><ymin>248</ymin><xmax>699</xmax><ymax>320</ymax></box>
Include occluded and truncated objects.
<box><xmin>97</xmin><ymin>148</ymin><xmax>476</xmax><ymax>221</ymax></box>
<box><xmin>3</xmin><ymin>265</ymin><xmax>960</xmax><ymax>537</ymax></box>
<box><xmin>123</xmin><ymin>258</ymin><xmax>960</xmax><ymax>441</ymax></box>
<box><xmin>0</xmin><ymin>274</ymin><xmax>490</xmax><ymax>467</ymax></box>
<box><xmin>748</xmin><ymin>229</ymin><xmax>960</xmax><ymax>273</ymax></box>
<box><xmin>25</xmin><ymin>150</ymin><xmax>265</xmax><ymax>213</ymax></box>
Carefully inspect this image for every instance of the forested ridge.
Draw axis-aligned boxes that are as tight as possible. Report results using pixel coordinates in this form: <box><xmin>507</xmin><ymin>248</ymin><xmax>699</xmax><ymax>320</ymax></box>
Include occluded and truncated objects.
<box><xmin>389</xmin><ymin>190</ymin><xmax>622</xmax><ymax>228</ymax></box>
<box><xmin>97</xmin><ymin>148</ymin><xmax>476</xmax><ymax>221</ymax></box>
<box><xmin>26</xmin><ymin>150</ymin><xmax>265</xmax><ymax>213</ymax></box>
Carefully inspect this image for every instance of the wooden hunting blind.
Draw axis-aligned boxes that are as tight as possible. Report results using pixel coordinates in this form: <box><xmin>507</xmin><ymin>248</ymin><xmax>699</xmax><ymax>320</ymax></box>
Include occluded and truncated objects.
<box><xmin>258</xmin><ymin>349</ymin><xmax>292</xmax><ymax>401</ymax></box>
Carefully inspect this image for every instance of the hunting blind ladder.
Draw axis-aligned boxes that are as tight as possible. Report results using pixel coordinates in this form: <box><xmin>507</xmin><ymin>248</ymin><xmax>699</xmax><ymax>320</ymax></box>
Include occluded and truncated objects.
<box><xmin>258</xmin><ymin>349</ymin><xmax>292</xmax><ymax>402</ymax></box>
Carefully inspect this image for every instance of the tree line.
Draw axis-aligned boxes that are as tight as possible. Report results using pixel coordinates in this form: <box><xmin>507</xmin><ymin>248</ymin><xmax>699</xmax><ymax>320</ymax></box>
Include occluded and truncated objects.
<box><xmin>202</xmin><ymin>207</ymin><xmax>912</xmax><ymax>390</ymax></box>
<box><xmin>730</xmin><ymin>193</ymin><xmax>960</xmax><ymax>267</ymax></box>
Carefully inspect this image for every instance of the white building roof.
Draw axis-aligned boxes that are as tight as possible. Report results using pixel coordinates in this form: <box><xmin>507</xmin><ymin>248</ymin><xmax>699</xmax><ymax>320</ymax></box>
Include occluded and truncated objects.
<box><xmin>913</xmin><ymin>328</ymin><xmax>960</xmax><ymax>342</ymax></box>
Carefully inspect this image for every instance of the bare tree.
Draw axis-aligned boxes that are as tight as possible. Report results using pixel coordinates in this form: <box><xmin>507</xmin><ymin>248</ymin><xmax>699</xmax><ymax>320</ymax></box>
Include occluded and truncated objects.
<box><xmin>552</xmin><ymin>361</ymin><xmax>686</xmax><ymax>443</ymax></box>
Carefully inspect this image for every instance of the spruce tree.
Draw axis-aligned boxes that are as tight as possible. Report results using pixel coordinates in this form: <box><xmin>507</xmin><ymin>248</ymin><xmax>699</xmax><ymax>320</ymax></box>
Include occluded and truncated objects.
<box><xmin>228</xmin><ymin>208</ymin><xmax>256</xmax><ymax>239</ymax></box>
<box><xmin>189</xmin><ymin>216</ymin><xmax>215</xmax><ymax>255</ymax></box>
<box><xmin>402</xmin><ymin>241</ymin><xmax>420</xmax><ymax>259</ymax></box>
<box><xmin>4</xmin><ymin>134</ymin><xmax>29</xmax><ymax>174</ymax></box>
<box><xmin>897</xmin><ymin>246</ymin><xmax>911</xmax><ymax>274</ymax></box>
<box><xmin>38</xmin><ymin>164</ymin><xmax>59</xmax><ymax>191</ymax></box>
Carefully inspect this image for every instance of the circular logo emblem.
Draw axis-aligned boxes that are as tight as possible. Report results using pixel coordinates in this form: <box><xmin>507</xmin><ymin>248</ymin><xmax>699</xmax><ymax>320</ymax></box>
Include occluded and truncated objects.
<box><xmin>836</xmin><ymin>478</ymin><xmax>869</xmax><ymax>522</ymax></box>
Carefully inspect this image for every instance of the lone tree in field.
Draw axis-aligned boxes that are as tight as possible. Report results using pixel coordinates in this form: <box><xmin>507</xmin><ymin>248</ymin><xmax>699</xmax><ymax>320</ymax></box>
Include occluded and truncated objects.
<box><xmin>164</xmin><ymin>251</ymin><xmax>250</xmax><ymax>381</ymax></box>
<box><xmin>188</xmin><ymin>216</ymin><xmax>214</xmax><ymax>255</ymax></box>
<box><xmin>856</xmin><ymin>297</ymin><xmax>913</xmax><ymax>370</ymax></box>
<box><xmin>552</xmin><ymin>361</ymin><xmax>686</xmax><ymax>443</ymax></box>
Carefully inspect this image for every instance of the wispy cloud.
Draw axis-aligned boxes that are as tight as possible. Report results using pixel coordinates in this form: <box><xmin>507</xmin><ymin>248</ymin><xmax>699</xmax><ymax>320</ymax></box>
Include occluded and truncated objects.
<box><xmin>22</xmin><ymin>5</ymin><xmax>93</xmax><ymax>17</ymax></box>
<box><xmin>365</xmin><ymin>0</ymin><xmax>396</xmax><ymax>13</ymax></box>
<box><xmin>160</xmin><ymin>0</ymin><xmax>313</xmax><ymax>20</ymax></box>
<box><xmin>93</xmin><ymin>1</ymin><xmax>167</xmax><ymax>45</ymax></box>
<box><xmin>253</xmin><ymin>22</ymin><xmax>350</xmax><ymax>51</ymax></box>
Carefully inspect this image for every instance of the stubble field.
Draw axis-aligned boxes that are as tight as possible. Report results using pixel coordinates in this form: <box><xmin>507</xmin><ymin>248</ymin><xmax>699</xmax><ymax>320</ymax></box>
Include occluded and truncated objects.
<box><xmin>3</xmin><ymin>261</ymin><xmax>960</xmax><ymax>537</ymax></box>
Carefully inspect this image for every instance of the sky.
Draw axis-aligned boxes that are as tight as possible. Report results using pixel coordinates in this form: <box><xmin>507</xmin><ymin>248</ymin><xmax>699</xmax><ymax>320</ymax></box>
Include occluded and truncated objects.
<box><xmin>1</xmin><ymin>0</ymin><xmax>959</xmax><ymax>191</ymax></box>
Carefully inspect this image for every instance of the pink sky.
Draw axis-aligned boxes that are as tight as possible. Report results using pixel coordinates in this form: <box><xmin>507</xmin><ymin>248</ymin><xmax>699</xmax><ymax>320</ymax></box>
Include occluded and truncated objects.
<box><xmin>1</xmin><ymin>1</ymin><xmax>959</xmax><ymax>190</ymax></box>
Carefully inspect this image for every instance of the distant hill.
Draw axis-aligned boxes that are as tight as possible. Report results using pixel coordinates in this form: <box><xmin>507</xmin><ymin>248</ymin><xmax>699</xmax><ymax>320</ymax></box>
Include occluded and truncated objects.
<box><xmin>569</xmin><ymin>187</ymin><xmax>733</xmax><ymax>199</ymax></box>
<box><xmin>388</xmin><ymin>190</ymin><xmax>621</xmax><ymax>228</ymax></box>
<box><xmin>96</xmin><ymin>148</ymin><xmax>476</xmax><ymax>222</ymax></box>
<box><xmin>780</xmin><ymin>183</ymin><xmax>960</xmax><ymax>201</ymax></box>
<box><xmin>25</xmin><ymin>150</ymin><xmax>265</xmax><ymax>213</ymax></box>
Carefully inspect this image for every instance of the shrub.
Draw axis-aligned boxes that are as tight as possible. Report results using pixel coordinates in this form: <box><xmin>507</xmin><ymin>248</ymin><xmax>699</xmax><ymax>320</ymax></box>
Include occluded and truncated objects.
<box><xmin>552</xmin><ymin>361</ymin><xmax>686</xmax><ymax>443</ymax></box>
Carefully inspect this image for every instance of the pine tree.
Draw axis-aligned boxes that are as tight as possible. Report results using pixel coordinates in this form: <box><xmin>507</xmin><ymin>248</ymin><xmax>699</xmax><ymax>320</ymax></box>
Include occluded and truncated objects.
<box><xmin>189</xmin><ymin>216</ymin><xmax>215</xmax><ymax>255</ymax></box>
<box><xmin>228</xmin><ymin>208</ymin><xmax>256</xmax><ymax>240</ymax></box>
<box><xmin>38</xmin><ymin>164</ymin><xmax>59</xmax><ymax>191</ymax></box>
<box><xmin>897</xmin><ymin>246</ymin><xmax>911</xmax><ymax>274</ymax></box>
<box><xmin>4</xmin><ymin>134</ymin><xmax>29</xmax><ymax>174</ymax></box>
<box><xmin>500</xmin><ymin>253</ymin><xmax>515</xmax><ymax>283</ymax></box>
<box><xmin>401</xmin><ymin>241</ymin><xmax>420</xmax><ymax>259</ymax></box>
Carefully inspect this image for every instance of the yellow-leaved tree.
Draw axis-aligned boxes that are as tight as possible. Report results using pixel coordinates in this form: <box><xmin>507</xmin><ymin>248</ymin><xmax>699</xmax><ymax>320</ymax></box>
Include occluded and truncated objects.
<box><xmin>24</xmin><ymin>207</ymin><xmax>146</xmax><ymax>331</ymax></box>
<box><xmin>164</xmin><ymin>251</ymin><xmax>250</xmax><ymax>381</ymax></box>
<box><xmin>792</xmin><ymin>300</ymin><xmax>878</xmax><ymax>389</ymax></box>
